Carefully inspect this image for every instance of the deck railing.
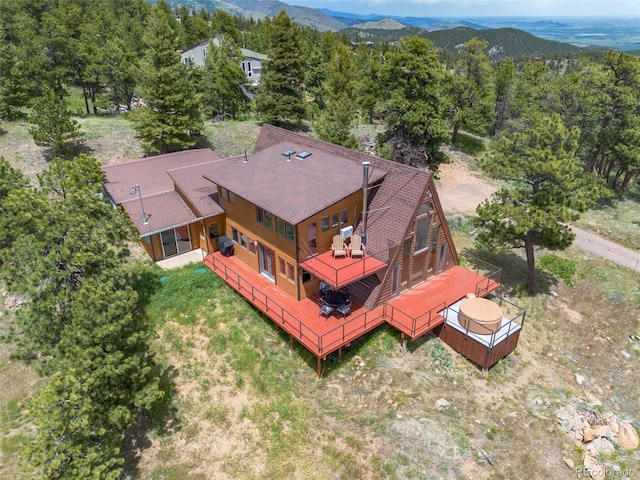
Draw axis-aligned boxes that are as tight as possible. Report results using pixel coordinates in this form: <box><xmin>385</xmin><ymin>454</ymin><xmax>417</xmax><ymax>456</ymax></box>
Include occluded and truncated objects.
<box><xmin>299</xmin><ymin>242</ymin><xmax>397</xmax><ymax>288</ymax></box>
<box><xmin>386</xmin><ymin>301</ymin><xmax>447</xmax><ymax>337</ymax></box>
<box><xmin>207</xmin><ymin>254</ymin><xmax>385</xmax><ymax>355</ymax></box>
<box><xmin>462</xmin><ymin>256</ymin><xmax>502</xmax><ymax>296</ymax></box>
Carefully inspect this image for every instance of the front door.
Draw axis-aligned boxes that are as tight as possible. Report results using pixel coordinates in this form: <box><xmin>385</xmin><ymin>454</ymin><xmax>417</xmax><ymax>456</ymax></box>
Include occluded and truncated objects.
<box><xmin>258</xmin><ymin>244</ymin><xmax>275</xmax><ymax>282</ymax></box>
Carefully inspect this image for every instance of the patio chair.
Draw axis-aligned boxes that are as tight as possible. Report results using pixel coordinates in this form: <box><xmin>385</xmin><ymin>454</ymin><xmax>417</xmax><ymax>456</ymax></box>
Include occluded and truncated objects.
<box><xmin>336</xmin><ymin>303</ymin><xmax>351</xmax><ymax>318</ymax></box>
<box><xmin>331</xmin><ymin>234</ymin><xmax>347</xmax><ymax>258</ymax></box>
<box><xmin>320</xmin><ymin>303</ymin><xmax>334</xmax><ymax>319</ymax></box>
<box><xmin>350</xmin><ymin>234</ymin><xmax>365</xmax><ymax>258</ymax></box>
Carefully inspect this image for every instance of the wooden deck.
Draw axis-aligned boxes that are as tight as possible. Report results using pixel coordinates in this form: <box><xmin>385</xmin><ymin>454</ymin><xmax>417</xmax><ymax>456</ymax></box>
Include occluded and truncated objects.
<box><xmin>204</xmin><ymin>252</ymin><xmax>387</xmax><ymax>358</ymax></box>
<box><xmin>299</xmin><ymin>250</ymin><xmax>387</xmax><ymax>289</ymax></box>
<box><xmin>204</xmin><ymin>252</ymin><xmax>500</xmax><ymax>375</ymax></box>
<box><xmin>386</xmin><ymin>266</ymin><xmax>500</xmax><ymax>340</ymax></box>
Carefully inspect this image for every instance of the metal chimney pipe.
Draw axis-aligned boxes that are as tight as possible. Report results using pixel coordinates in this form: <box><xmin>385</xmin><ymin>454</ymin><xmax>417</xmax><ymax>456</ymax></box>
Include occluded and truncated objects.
<box><xmin>362</xmin><ymin>161</ymin><xmax>370</xmax><ymax>239</ymax></box>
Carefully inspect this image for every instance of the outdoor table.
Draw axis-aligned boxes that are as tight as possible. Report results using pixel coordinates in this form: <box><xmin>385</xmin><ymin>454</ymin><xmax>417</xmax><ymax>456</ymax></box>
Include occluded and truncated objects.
<box><xmin>321</xmin><ymin>290</ymin><xmax>348</xmax><ymax>308</ymax></box>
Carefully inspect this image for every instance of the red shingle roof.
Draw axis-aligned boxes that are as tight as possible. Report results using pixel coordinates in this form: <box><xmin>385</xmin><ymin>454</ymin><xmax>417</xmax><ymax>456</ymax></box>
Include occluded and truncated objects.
<box><xmin>102</xmin><ymin>149</ymin><xmax>222</xmax><ymax>235</ymax></box>
<box><xmin>204</xmin><ymin>142</ymin><xmax>386</xmax><ymax>225</ymax></box>
<box><xmin>251</xmin><ymin>125</ymin><xmax>434</xmax><ymax>262</ymax></box>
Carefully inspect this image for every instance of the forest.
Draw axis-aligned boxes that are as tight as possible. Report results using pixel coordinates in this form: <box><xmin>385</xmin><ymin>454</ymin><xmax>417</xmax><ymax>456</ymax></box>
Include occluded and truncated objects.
<box><xmin>1</xmin><ymin>0</ymin><xmax>639</xmax><ymax>478</ymax></box>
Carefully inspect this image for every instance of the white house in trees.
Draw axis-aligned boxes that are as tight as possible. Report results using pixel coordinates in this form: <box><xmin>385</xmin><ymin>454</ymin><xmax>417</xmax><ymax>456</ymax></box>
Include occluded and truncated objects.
<box><xmin>181</xmin><ymin>36</ymin><xmax>268</xmax><ymax>86</ymax></box>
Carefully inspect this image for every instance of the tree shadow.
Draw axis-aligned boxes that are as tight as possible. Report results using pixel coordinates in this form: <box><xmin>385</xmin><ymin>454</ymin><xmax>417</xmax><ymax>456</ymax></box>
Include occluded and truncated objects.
<box><xmin>121</xmin><ymin>363</ymin><xmax>181</xmax><ymax>477</ymax></box>
<box><xmin>459</xmin><ymin>245</ymin><xmax>559</xmax><ymax>296</ymax></box>
<box><xmin>129</xmin><ymin>265</ymin><xmax>164</xmax><ymax>310</ymax></box>
<box><xmin>193</xmin><ymin>133</ymin><xmax>213</xmax><ymax>150</ymax></box>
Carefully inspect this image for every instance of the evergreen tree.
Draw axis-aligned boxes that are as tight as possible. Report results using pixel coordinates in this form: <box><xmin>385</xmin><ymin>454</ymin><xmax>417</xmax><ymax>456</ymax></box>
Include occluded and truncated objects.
<box><xmin>585</xmin><ymin>51</ymin><xmax>640</xmax><ymax>195</ymax></box>
<box><xmin>475</xmin><ymin>114</ymin><xmax>608</xmax><ymax>294</ymax></box>
<box><xmin>450</xmin><ymin>38</ymin><xmax>495</xmax><ymax>142</ymax></box>
<box><xmin>377</xmin><ymin>37</ymin><xmax>452</xmax><ymax>172</ymax></box>
<box><xmin>354</xmin><ymin>45</ymin><xmax>381</xmax><ymax>124</ymax></box>
<box><xmin>0</xmin><ymin>26</ymin><xmax>29</xmax><ymax>119</ymax></box>
<box><xmin>1</xmin><ymin>155</ymin><xmax>130</xmax><ymax>363</ymax></box>
<box><xmin>28</xmin><ymin>276</ymin><xmax>163</xmax><ymax>479</ymax></box>
<box><xmin>488</xmin><ymin>58</ymin><xmax>515</xmax><ymax>137</ymax></box>
<box><xmin>255</xmin><ymin>11</ymin><xmax>306</xmax><ymax>128</ymax></box>
<box><xmin>28</xmin><ymin>86</ymin><xmax>85</xmax><ymax>159</ymax></box>
<box><xmin>201</xmin><ymin>35</ymin><xmax>248</xmax><ymax>120</ymax></box>
<box><xmin>316</xmin><ymin>43</ymin><xmax>357</xmax><ymax>148</ymax></box>
<box><xmin>131</xmin><ymin>0</ymin><xmax>203</xmax><ymax>154</ymax></box>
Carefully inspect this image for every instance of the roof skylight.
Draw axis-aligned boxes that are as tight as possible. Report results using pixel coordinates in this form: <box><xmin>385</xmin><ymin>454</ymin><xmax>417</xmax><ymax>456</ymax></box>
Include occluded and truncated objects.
<box><xmin>296</xmin><ymin>151</ymin><xmax>312</xmax><ymax>160</ymax></box>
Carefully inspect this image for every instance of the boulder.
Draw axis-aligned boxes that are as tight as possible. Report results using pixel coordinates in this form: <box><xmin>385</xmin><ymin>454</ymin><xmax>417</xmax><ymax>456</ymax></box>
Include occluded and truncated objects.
<box><xmin>617</xmin><ymin>421</ymin><xmax>639</xmax><ymax>450</ymax></box>
<box><xmin>583</xmin><ymin>454</ymin><xmax>604</xmax><ymax>479</ymax></box>
<box><xmin>582</xmin><ymin>425</ymin><xmax>613</xmax><ymax>442</ymax></box>
<box><xmin>435</xmin><ymin>398</ymin><xmax>451</xmax><ymax>410</ymax></box>
<box><xmin>586</xmin><ymin>437</ymin><xmax>615</xmax><ymax>456</ymax></box>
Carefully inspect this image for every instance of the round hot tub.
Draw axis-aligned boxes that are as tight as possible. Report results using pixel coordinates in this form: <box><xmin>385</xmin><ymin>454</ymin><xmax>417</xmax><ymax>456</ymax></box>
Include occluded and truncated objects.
<box><xmin>458</xmin><ymin>297</ymin><xmax>503</xmax><ymax>334</ymax></box>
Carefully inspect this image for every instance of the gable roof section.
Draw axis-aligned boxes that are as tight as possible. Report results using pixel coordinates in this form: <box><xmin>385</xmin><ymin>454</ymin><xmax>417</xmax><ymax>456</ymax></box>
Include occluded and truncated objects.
<box><xmin>252</xmin><ymin>125</ymin><xmax>435</xmax><ymax>261</ymax></box>
<box><xmin>168</xmin><ymin>160</ymin><xmax>228</xmax><ymax>217</ymax></box>
<box><xmin>102</xmin><ymin>149</ymin><xmax>222</xmax><ymax>236</ymax></box>
<box><xmin>204</xmin><ymin>143</ymin><xmax>386</xmax><ymax>225</ymax></box>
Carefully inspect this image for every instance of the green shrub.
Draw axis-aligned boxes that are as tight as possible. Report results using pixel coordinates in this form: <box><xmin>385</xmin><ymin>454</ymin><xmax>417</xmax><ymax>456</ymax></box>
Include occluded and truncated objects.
<box><xmin>538</xmin><ymin>254</ymin><xmax>576</xmax><ymax>286</ymax></box>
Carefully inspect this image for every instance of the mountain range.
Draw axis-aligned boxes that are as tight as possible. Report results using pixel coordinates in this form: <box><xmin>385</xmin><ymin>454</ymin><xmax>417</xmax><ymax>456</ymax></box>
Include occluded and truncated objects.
<box><xmin>164</xmin><ymin>0</ymin><xmax>640</xmax><ymax>53</ymax></box>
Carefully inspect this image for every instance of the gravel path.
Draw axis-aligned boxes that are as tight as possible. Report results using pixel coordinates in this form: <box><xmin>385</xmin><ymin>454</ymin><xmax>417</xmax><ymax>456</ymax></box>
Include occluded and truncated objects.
<box><xmin>438</xmin><ymin>149</ymin><xmax>640</xmax><ymax>273</ymax></box>
<box><xmin>570</xmin><ymin>225</ymin><xmax>640</xmax><ymax>273</ymax></box>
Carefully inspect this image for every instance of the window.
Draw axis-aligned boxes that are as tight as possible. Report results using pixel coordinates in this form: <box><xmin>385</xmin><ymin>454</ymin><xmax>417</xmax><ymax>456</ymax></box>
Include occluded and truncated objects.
<box><xmin>256</xmin><ymin>207</ymin><xmax>265</xmax><ymax>225</ymax></box>
<box><xmin>248</xmin><ymin>238</ymin><xmax>257</xmax><ymax>255</ymax></box>
<box><xmin>331</xmin><ymin>213</ymin><xmax>339</xmax><ymax>228</ymax></box>
<box><xmin>220</xmin><ymin>187</ymin><xmax>228</xmax><ymax>201</ymax></box>
<box><xmin>286</xmin><ymin>223</ymin><xmax>294</xmax><ymax>242</ymax></box>
<box><xmin>276</xmin><ymin>217</ymin><xmax>286</xmax><ymax>237</ymax></box>
<box><xmin>208</xmin><ymin>223</ymin><xmax>219</xmax><ymax>239</ymax></box>
<box><xmin>279</xmin><ymin>258</ymin><xmax>286</xmax><ymax>276</ymax></box>
<box><xmin>415</xmin><ymin>215</ymin><xmax>431</xmax><ymax>253</ymax></box>
<box><xmin>321</xmin><ymin>216</ymin><xmax>329</xmax><ymax>232</ymax></box>
<box><xmin>287</xmin><ymin>263</ymin><xmax>295</xmax><ymax>282</ymax></box>
<box><xmin>228</xmin><ymin>191</ymin><xmax>236</xmax><ymax>205</ymax></box>
<box><xmin>264</xmin><ymin>211</ymin><xmax>273</xmax><ymax>230</ymax></box>
<box><xmin>341</xmin><ymin>209</ymin><xmax>348</xmax><ymax>225</ymax></box>
<box><xmin>231</xmin><ymin>227</ymin><xmax>239</xmax><ymax>243</ymax></box>
<box><xmin>240</xmin><ymin>234</ymin><xmax>247</xmax><ymax>249</ymax></box>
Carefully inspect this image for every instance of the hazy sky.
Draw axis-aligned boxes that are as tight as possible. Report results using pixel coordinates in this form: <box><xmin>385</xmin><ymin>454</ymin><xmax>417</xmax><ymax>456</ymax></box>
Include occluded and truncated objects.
<box><xmin>288</xmin><ymin>0</ymin><xmax>640</xmax><ymax>17</ymax></box>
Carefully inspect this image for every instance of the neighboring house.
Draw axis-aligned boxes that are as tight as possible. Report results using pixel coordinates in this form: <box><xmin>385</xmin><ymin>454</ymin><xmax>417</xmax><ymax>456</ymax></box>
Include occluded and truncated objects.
<box><xmin>103</xmin><ymin>125</ymin><xmax>525</xmax><ymax>377</ymax></box>
<box><xmin>180</xmin><ymin>36</ymin><xmax>268</xmax><ymax>86</ymax></box>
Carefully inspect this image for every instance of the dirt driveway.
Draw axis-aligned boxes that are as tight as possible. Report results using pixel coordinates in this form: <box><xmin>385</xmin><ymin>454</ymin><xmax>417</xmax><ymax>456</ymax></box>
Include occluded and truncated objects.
<box><xmin>438</xmin><ymin>147</ymin><xmax>640</xmax><ymax>273</ymax></box>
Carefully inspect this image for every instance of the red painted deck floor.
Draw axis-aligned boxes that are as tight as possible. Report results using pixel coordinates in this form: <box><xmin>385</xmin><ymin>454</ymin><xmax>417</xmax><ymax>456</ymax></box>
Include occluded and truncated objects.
<box><xmin>299</xmin><ymin>250</ymin><xmax>387</xmax><ymax>289</ymax></box>
<box><xmin>204</xmin><ymin>252</ymin><xmax>499</xmax><ymax>358</ymax></box>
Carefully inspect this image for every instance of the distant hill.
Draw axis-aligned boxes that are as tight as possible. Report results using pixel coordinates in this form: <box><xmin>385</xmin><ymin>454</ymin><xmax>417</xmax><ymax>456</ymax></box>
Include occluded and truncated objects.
<box><xmin>422</xmin><ymin>27</ymin><xmax>588</xmax><ymax>61</ymax></box>
<box><xmin>350</xmin><ymin>18</ymin><xmax>406</xmax><ymax>30</ymax></box>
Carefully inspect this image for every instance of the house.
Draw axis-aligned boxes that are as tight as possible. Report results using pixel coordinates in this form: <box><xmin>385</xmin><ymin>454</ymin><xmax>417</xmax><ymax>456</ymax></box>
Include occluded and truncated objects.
<box><xmin>103</xmin><ymin>125</ymin><xmax>525</xmax><ymax>377</ymax></box>
<box><xmin>180</xmin><ymin>36</ymin><xmax>268</xmax><ymax>86</ymax></box>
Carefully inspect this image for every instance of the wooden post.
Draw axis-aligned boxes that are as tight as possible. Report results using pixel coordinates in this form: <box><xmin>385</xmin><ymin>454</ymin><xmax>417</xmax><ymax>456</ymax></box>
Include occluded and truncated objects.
<box><xmin>402</xmin><ymin>333</ymin><xmax>407</xmax><ymax>350</ymax></box>
<box><xmin>338</xmin><ymin>347</ymin><xmax>342</xmax><ymax>360</ymax></box>
<box><xmin>317</xmin><ymin>357</ymin><xmax>322</xmax><ymax>378</ymax></box>
<box><xmin>289</xmin><ymin>334</ymin><xmax>294</xmax><ymax>352</ymax></box>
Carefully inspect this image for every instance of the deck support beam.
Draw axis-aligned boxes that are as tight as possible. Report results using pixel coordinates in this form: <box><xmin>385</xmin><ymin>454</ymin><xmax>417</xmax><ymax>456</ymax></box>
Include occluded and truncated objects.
<box><xmin>289</xmin><ymin>334</ymin><xmax>294</xmax><ymax>352</ymax></box>
<box><xmin>317</xmin><ymin>357</ymin><xmax>322</xmax><ymax>378</ymax></box>
<box><xmin>401</xmin><ymin>333</ymin><xmax>408</xmax><ymax>350</ymax></box>
<box><xmin>338</xmin><ymin>347</ymin><xmax>342</xmax><ymax>359</ymax></box>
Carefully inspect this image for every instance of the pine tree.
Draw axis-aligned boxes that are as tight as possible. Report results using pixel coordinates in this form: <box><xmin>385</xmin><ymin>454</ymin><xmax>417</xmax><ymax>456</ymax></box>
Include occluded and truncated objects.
<box><xmin>131</xmin><ymin>0</ymin><xmax>203</xmax><ymax>155</ymax></box>
<box><xmin>201</xmin><ymin>35</ymin><xmax>248</xmax><ymax>120</ymax></box>
<box><xmin>475</xmin><ymin>114</ymin><xmax>608</xmax><ymax>294</ymax></box>
<box><xmin>377</xmin><ymin>37</ymin><xmax>452</xmax><ymax>172</ymax></box>
<box><xmin>316</xmin><ymin>43</ymin><xmax>357</xmax><ymax>148</ymax></box>
<box><xmin>28</xmin><ymin>86</ymin><xmax>85</xmax><ymax>159</ymax></box>
<box><xmin>255</xmin><ymin>10</ymin><xmax>306</xmax><ymax>128</ymax></box>
<box><xmin>450</xmin><ymin>38</ymin><xmax>495</xmax><ymax>143</ymax></box>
